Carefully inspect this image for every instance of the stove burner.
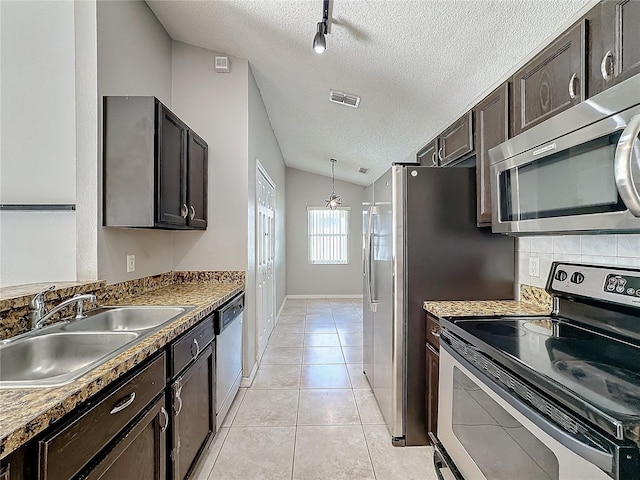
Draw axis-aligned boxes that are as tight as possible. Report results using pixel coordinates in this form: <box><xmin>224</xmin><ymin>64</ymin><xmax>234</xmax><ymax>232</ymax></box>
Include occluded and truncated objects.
<box><xmin>475</xmin><ymin>323</ymin><xmax>525</xmax><ymax>337</ymax></box>
<box><xmin>554</xmin><ymin>360</ymin><xmax>640</xmax><ymax>413</ymax></box>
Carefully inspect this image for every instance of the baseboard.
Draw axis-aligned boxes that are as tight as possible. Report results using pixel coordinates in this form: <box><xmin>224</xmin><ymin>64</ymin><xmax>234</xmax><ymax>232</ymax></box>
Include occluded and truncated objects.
<box><xmin>286</xmin><ymin>294</ymin><xmax>363</xmax><ymax>299</ymax></box>
<box><xmin>240</xmin><ymin>362</ymin><xmax>258</xmax><ymax>388</ymax></box>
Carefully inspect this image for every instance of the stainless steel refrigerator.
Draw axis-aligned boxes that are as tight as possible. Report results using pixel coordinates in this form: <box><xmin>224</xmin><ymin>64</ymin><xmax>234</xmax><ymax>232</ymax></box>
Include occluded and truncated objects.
<box><xmin>362</xmin><ymin>165</ymin><xmax>514</xmax><ymax>446</ymax></box>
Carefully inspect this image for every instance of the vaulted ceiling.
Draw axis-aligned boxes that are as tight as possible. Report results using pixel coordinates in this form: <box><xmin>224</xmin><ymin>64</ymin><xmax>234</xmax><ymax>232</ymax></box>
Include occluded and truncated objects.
<box><xmin>147</xmin><ymin>0</ymin><xmax>593</xmax><ymax>186</ymax></box>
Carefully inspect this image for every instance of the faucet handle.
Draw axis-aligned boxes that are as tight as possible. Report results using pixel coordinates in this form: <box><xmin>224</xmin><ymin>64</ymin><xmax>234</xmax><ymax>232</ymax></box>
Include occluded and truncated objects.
<box><xmin>29</xmin><ymin>285</ymin><xmax>56</xmax><ymax>309</ymax></box>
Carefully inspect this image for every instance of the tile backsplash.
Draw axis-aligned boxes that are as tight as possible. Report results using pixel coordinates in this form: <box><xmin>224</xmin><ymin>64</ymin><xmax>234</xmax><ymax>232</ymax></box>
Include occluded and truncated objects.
<box><xmin>517</xmin><ymin>234</ymin><xmax>640</xmax><ymax>288</ymax></box>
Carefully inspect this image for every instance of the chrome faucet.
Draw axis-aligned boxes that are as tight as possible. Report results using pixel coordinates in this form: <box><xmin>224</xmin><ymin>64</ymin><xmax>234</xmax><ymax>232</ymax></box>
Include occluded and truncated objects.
<box><xmin>29</xmin><ymin>286</ymin><xmax>97</xmax><ymax>330</ymax></box>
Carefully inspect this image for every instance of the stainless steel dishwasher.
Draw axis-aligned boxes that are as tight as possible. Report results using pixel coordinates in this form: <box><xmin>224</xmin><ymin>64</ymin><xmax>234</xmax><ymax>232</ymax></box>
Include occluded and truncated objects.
<box><xmin>214</xmin><ymin>293</ymin><xmax>244</xmax><ymax>430</ymax></box>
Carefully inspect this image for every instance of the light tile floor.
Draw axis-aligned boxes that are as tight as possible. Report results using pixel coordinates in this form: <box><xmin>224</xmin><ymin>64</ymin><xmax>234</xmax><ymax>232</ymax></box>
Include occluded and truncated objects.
<box><xmin>194</xmin><ymin>298</ymin><xmax>437</xmax><ymax>480</ymax></box>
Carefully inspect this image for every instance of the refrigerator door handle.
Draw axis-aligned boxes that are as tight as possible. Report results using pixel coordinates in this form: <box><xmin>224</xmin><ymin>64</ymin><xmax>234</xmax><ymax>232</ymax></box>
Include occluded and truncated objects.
<box><xmin>366</xmin><ymin>205</ymin><xmax>378</xmax><ymax>312</ymax></box>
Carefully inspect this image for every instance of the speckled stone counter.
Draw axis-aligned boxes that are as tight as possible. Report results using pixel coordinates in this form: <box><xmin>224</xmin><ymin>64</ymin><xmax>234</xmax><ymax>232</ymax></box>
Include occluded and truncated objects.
<box><xmin>423</xmin><ymin>284</ymin><xmax>552</xmax><ymax>319</ymax></box>
<box><xmin>423</xmin><ymin>299</ymin><xmax>550</xmax><ymax>318</ymax></box>
<box><xmin>0</xmin><ymin>278</ymin><xmax>243</xmax><ymax>460</ymax></box>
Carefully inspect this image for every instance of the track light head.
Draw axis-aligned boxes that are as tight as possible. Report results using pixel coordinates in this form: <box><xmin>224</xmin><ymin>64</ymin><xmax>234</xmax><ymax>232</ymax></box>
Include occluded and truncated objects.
<box><xmin>313</xmin><ymin>22</ymin><xmax>326</xmax><ymax>54</ymax></box>
<box><xmin>312</xmin><ymin>0</ymin><xmax>332</xmax><ymax>53</ymax></box>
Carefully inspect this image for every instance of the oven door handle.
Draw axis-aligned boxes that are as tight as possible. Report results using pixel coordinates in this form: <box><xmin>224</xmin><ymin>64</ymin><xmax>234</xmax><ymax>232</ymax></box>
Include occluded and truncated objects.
<box><xmin>614</xmin><ymin>113</ymin><xmax>640</xmax><ymax>217</ymax></box>
<box><xmin>444</xmin><ymin>342</ymin><xmax>616</xmax><ymax>475</ymax></box>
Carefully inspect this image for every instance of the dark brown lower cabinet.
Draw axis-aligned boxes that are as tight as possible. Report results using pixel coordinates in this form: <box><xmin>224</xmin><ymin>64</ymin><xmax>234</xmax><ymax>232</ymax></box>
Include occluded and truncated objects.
<box><xmin>84</xmin><ymin>395</ymin><xmax>168</xmax><ymax>480</ymax></box>
<box><xmin>170</xmin><ymin>342</ymin><xmax>216</xmax><ymax>480</ymax></box>
<box><xmin>426</xmin><ymin>343</ymin><xmax>440</xmax><ymax>438</ymax></box>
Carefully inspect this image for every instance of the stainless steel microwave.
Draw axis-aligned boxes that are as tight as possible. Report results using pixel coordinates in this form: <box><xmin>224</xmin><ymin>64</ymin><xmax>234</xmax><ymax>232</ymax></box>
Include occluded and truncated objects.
<box><xmin>489</xmin><ymin>75</ymin><xmax>640</xmax><ymax>235</ymax></box>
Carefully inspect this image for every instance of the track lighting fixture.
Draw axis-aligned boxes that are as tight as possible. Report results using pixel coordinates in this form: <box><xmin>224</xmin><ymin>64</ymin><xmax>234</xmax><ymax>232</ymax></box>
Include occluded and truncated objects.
<box><xmin>325</xmin><ymin>158</ymin><xmax>342</xmax><ymax>209</ymax></box>
<box><xmin>313</xmin><ymin>0</ymin><xmax>332</xmax><ymax>54</ymax></box>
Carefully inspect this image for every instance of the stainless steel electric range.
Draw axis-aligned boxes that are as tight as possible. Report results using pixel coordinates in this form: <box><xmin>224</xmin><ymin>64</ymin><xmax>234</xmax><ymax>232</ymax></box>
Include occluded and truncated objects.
<box><xmin>432</xmin><ymin>262</ymin><xmax>640</xmax><ymax>480</ymax></box>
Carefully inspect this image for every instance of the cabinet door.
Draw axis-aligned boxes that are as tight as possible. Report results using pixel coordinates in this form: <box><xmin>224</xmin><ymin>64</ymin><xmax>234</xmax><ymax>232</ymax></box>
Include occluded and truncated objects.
<box><xmin>416</xmin><ymin>139</ymin><xmax>439</xmax><ymax>167</ymax></box>
<box><xmin>474</xmin><ymin>84</ymin><xmax>509</xmax><ymax>227</ymax></box>
<box><xmin>171</xmin><ymin>344</ymin><xmax>215</xmax><ymax>480</ymax></box>
<box><xmin>84</xmin><ymin>396</ymin><xmax>168</xmax><ymax>480</ymax></box>
<box><xmin>588</xmin><ymin>0</ymin><xmax>640</xmax><ymax>96</ymax></box>
<box><xmin>187</xmin><ymin>131</ymin><xmax>208</xmax><ymax>229</ymax></box>
<box><xmin>157</xmin><ymin>104</ymin><xmax>188</xmax><ymax>227</ymax></box>
<box><xmin>426</xmin><ymin>344</ymin><xmax>439</xmax><ymax>438</ymax></box>
<box><xmin>512</xmin><ymin>21</ymin><xmax>586</xmax><ymax>136</ymax></box>
<box><xmin>439</xmin><ymin>111</ymin><xmax>474</xmax><ymax>166</ymax></box>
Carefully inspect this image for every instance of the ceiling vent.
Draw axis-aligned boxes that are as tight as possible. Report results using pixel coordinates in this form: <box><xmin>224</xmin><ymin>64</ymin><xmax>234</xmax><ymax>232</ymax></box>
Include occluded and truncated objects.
<box><xmin>329</xmin><ymin>90</ymin><xmax>360</xmax><ymax>108</ymax></box>
<box><xmin>357</xmin><ymin>167</ymin><xmax>370</xmax><ymax>175</ymax></box>
<box><xmin>215</xmin><ymin>56</ymin><xmax>230</xmax><ymax>73</ymax></box>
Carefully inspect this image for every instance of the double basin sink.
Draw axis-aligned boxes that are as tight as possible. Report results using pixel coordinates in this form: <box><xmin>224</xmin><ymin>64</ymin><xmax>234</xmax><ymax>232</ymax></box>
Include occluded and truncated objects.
<box><xmin>0</xmin><ymin>306</ymin><xmax>193</xmax><ymax>389</ymax></box>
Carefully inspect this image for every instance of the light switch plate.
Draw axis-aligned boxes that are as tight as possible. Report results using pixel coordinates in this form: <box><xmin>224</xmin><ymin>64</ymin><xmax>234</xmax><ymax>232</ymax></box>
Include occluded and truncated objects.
<box><xmin>126</xmin><ymin>254</ymin><xmax>136</xmax><ymax>273</ymax></box>
<box><xmin>529</xmin><ymin>256</ymin><xmax>540</xmax><ymax>277</ymax></box>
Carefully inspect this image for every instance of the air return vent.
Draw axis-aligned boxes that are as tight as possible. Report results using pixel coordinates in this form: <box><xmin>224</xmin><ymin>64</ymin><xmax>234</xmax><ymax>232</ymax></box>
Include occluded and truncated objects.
<box><xmin>329</xmin><ymin>90</ymin><xmax>360</xmax><ymax>108</ymax></box>
<box><xmin>215</xmin><ymin>56</ymin><xmax>230</xmax><ymax>73</ymax></box>
<box><xmin>357</xmin><ymin>167</ymin><xmax>370</xmax><ymax>175</ymax></box>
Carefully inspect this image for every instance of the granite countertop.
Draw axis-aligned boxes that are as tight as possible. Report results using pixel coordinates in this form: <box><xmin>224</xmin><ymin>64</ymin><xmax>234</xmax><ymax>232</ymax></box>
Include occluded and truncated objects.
<box><xmin>423</xmin><ymin>300</ymin><xmax>550</xmax><ymax>319</ymax></box>
<box><xmin>0</xmin><ymin>280</ymin><xmax>243</xmax><ymax>460</ymax></box>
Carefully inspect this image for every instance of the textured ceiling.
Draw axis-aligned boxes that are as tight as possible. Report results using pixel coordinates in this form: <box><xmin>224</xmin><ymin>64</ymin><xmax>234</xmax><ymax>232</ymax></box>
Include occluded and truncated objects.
<box><xmin>147</xmin><ymin>0</ymin><xmax>593</xmax><ymax>186</ymax></box>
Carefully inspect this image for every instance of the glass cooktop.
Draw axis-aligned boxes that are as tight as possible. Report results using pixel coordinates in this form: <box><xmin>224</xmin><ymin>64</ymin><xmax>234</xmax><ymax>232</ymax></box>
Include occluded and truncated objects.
<box><xmin>444</xmin><ymin>315</ymin><xmax>640</xmax><ymax>434</ymax></box>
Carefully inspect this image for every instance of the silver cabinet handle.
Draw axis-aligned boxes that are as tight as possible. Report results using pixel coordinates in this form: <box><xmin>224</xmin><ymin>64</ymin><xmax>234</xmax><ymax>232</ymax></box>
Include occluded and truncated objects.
<box><xmin>431</xmin><ymin>327</ymin><xmax>441</xmax><ymax>338</ymax></box>
<box><xmin>614</xmin><ymin>114</ymin><xmax>640</xmax><ymax>217</ymax></box>
<box><xmin>437</xmin><ymin>147</ymin><xmax>444</xmax><ymax>162</ymax></box>
<box><xmin>190</xmin><ymin>205</ymin><xmax>196</xmax><ymax>220</ymax></box>
<box><xmin>191</xmin><ymin>338</ymin><xmax>200</xmax><ymax>359</ymax></box>
<box><xmin>431</xmin><ymin>151</ymin><xmax>437</xmax><ymax>166</ymax></box>
<box><xmin>173</xmin><ymin>382</ymin><xmax>183</xmax><ymax>416</ymax></box>
<box><xmin>159</xmin><ymin>406</ymin><xmax>169</xmax><ymax>432</ymax></box>
<box><xmin>181</xmin><ymin>204</ymin><xmax>188</xmax><ymax>218</ymax></box>
<box><xmin>568</xmin><ymin>73</ymin><xmax>578</xmax><ymax>100</ymax></box>
<box><xmin>110</xmin><ymin>392</ymin><xmax>136</xmax><ymax>415</ymax></box>
<box><xmin>601</xmin><ymin>50</ymin><xmax>614</xmax><ymax>81</ymax></box>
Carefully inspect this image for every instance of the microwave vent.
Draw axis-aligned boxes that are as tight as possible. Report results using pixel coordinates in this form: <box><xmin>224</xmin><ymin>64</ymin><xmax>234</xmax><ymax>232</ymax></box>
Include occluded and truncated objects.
<box><xmin>329</xmin><ymin>90</ymin><xmax>360</xmax><ymax>108</ymax></box>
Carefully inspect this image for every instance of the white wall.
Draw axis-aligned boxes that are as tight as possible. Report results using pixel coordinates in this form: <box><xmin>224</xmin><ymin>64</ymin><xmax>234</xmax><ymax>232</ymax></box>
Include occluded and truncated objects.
<box><xmin>97</xmin><ymin>0</ymin><xmax>174</xmax><ymax>284</ymax></box>
<box><xmin>75</xmin><ymin>0</ymin><xmax>99</xmax><ymax>283</ymax></box>
<box><xmin>171</xmin><ymin>42</ymin><xmax>249</xmax><ymax>271</ymax></box>
<box><xmin>517</xmin><ymin>234</ymin><xmax>640</xmax><ymax>288</ymax></box>
<box><xmin>1</xmin><ymin>1</ymin><xmax>76</xmax><ymax>204</ymax></box>
<box><xmin>248</xmin><ymin>69</ymin><xmax>287</xmax><ymax>311</ymax></box>
<box><xmin>248</xmin><ymin>67</ymin><xmax>287</xmax><ymax>372</ymax></box>
<box><xmin>286</xmin><ymin>167</ymin><xmax>364</xmax><ymax>296</ymax></box>
<box><xmin>0</xmin><ymin>1</ymin><xmax>78</xmax><ymax>286</ymax></box>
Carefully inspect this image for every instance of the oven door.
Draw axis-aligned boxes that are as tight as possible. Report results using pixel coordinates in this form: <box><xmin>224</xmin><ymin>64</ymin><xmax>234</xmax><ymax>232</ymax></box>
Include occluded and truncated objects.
<box><xmin>490</xmin><ymin>104</ymin><xmax>640</xmax><ymax>235</ymax></box>
<box><xmin>438</xmin><ymin>343</ymin><xmax>616</xmax><ymax>480</ymax></box>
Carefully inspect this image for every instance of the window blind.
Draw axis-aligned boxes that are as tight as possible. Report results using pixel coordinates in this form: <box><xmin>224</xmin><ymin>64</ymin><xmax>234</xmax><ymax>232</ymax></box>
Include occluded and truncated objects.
<box><xmin>307</xmin><ymin>207</ymin><xmax>350</xmax><ymax>265</ymax></box>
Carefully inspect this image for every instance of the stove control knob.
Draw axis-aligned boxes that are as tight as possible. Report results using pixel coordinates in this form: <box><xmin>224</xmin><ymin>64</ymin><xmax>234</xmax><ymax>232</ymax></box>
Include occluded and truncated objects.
<box><xmin>616</xmin><ymin>286</ymin><xmax>625</xmax><ymax>293</ymax></box>
<box><xmin>571</xmin><ymin>272</ymin><xmax>585</xmax><ymax>284</ymax></box>
<box><xmin>555</xmin><ymin>270</ymin><xmax>568</xmax><ymax>281</ymax></box>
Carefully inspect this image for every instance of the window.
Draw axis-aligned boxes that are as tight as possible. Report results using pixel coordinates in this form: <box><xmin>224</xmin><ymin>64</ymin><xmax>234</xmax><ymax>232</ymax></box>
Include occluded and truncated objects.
<box><xmin>308</xmin><ymin>207</ymin><xmax>350</xmax><ymax>264</ymax></box>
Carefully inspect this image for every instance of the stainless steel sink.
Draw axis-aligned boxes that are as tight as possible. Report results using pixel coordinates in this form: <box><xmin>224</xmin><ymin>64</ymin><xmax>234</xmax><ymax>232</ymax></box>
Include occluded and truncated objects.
<box><xmin>0</xmin><ymin>332</ymin><xmax>139</xmax><ymax>388</ymax></box>
<box><xmin>61</xmin><ymin>306</ymin><xmax>189</xmax><ymax>333</ymax></box>
<box><xmin>0</xmin><ymin>305</ymin><xmax>194</xmax><ymax>388</ymax></box>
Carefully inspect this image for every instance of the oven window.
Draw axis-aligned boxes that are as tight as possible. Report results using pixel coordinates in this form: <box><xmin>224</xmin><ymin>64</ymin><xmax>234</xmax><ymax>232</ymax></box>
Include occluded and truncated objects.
<box><xmin>452</xmin><ymin>367</ymin><xmax>560</xmax><ymax>480</ymax></box>
<box><xmin>499</xmin><ymin>132</ymin><xmax>625</xmax><ymax>221</ymax></box>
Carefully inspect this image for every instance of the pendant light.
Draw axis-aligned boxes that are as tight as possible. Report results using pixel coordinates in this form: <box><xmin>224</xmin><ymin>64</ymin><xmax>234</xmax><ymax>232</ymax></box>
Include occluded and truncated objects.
<box><xmin>325</xmin><ymin>158</ymin><xmax>342</xmax><ymax>209</ymax></box>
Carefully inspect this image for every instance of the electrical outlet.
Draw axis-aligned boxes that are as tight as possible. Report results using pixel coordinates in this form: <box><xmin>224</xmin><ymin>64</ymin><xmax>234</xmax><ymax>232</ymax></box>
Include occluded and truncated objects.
<box><xmin>529</xmin><ymin>256</ymin><xmax>540</xmax><ymax>277</ymax></box>
<box><xmin>126</xmin><ymin>255</ymin><xmax>136</xmax><ymax>273</ymax></box>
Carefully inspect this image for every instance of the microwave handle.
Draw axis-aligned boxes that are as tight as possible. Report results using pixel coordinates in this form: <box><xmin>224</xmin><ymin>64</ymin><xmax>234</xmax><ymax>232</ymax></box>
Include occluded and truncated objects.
<box><xmin>614</xmin><ymin>114</ymin><xmax>640</xmax><ymax>217</ymax></box>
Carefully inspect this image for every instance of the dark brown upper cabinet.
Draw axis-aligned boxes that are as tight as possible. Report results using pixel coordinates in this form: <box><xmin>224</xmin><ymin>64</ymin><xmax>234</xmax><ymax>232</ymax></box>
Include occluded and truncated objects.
<box><xmin>439</xmin><ymin>111</ymin><xmax>474</xmax><ymax>167</ymax></box>
<box><xmin>474</xmin><ymin>83</ymin><xmax>509</xmax><ymax>227</ymax></box>
<box><xmin>187</xmin><ymin>131</ymin><xmax>208</xmax><ymax>229</ymax></box>
<box><xmin>416</xmin><ymin>138</ymin><xmax>439</xmax><ymax>166</ymax></box>
<box><xmin>588</xmin><ymin>0</ymin><xmax>640</xmax><ymax>97</ymax></box>
<box><xmin>103</xmin><ymin>96</ymin><xmax>208</xmax><ymax>230</ymax></box>
<box><xmin>512</xmin><ymin>21</ymin><xmax>586</xmax><ymax>136</ymax></box>
<box><xmin>416</xmin><ymin>111</ymin><xmax>474</xmax><ymax>168</ymax></box>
